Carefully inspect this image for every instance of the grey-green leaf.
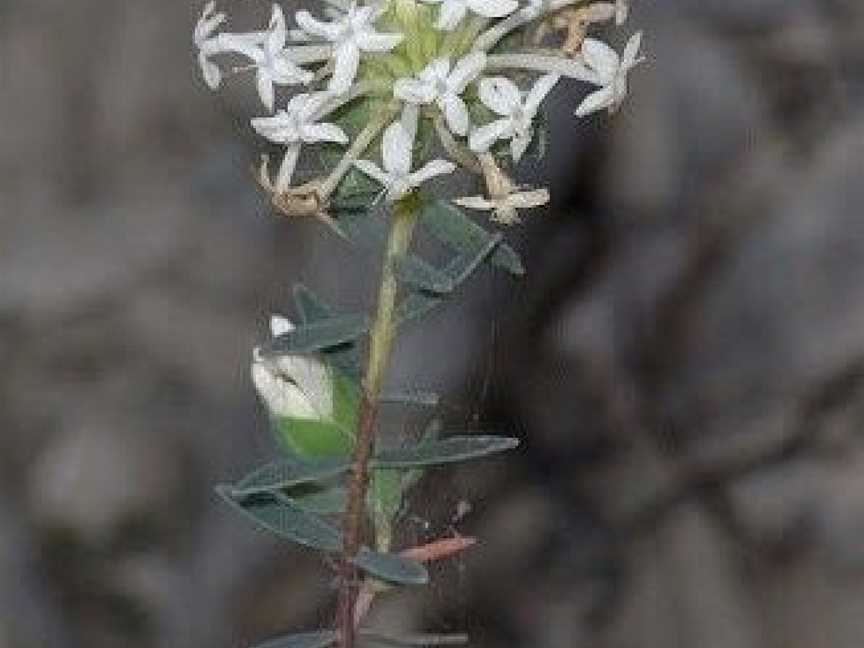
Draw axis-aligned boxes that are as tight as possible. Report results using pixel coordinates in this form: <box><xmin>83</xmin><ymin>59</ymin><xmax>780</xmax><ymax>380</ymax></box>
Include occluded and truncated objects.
<box><xmin>252</xmin><ymin>630</ymin><xmax>338</xmax><ymax>648</ymax></box>
<box><xmin>373</xmin><ymin>436</ymin><xmax>520</xmax><ymax>469</ymax></box>
<box><xmin>380</xmin><ymin>390</ymin><xmax>440</xmax><ymax>407</ymax></box>
<box><xmin>261</xmin><ymin>313</ymin><xmax>370</xmax><ymax>357</ymax></box>
<box><xmin>353</xmin><ymin>548</ymin><xmax>429</xmax><ymax>586</ymax></box>
<box><xmin>293</xmin><ymin>285</ymin><xmax>362</xmax><ymax>380</ymax></box>
<box><xmin>216</xmin><ymin>488</ymin><xmax>343</xmax><ymax>552</ymax></box>
<box><xmin>230</xmin><ymin>459</ymin><xmax>350</xmax><ymax>498</ymax></box>
<box><xmin>421</xmin><ymin>200</ymin><xmax>525</xmax><ymax>276</ymax></box>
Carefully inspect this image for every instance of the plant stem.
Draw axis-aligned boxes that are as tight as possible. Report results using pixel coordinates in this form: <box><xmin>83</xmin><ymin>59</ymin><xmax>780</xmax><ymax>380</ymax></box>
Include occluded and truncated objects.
<box><xmin>336</xmin><ymin>192</ymin><xmax>422</xmax><ymax>648</ymax></box>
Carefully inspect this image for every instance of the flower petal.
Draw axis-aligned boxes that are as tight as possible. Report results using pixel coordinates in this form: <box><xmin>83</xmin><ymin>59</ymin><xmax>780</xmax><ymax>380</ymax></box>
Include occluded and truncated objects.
<box><xmin>437</xmin><ymin>0</ymin><xmax>467</xmax><ymax>31</ymax></box>
<box><xmin>409</xmin><ymin>159</ymin><xmax>456</xmax><ymax>187</ymax></box>
<box><xmin>574</xmin><ymin>85</ymin><xmax>615</xmax><ymax>117</ymax></box>
<box><xmin>441</xmin><ymin>93</ymin><xmax>471</xmax><ymax>136</ymax></box>
<box><xmin>448</xmin><ymin>51</ymin><xmax>486</xmax><ymax>93</ymax></box>
<box><xmin>256</xmin><ymin>69</ymin><xmax>276</xmax><ymax>112</ymax></box>
<box><xmin>330</xmin><ymin>41</ymin><xmax>360</xmax><ymax>91</ymax></box>
<box><xmin>394</xmin><ymin>78</ymin><xmax>437</xmax><ymax>104</ymax></box>
<box><xmin>581</xmin><ymin>38</ymin><xmax>619</xmax><ymax>82</ymax></box>
<box><xmin>198</xmin><ymin>52</ymin><xmax>222</xmax><ymax>89</ymax></box>
<box><xmin>295</xmin><ymin>10</ymin><xmax>342</xmax><ymax>41</ymax></box>
<box><xmin>453</xmin><ymin>195</ymin><xmax>494</xmax><ymax>211</ymax></box>
<box><xmin>622</xmin><ymin>31</ymin><xmax>643</xmax><ymax>69</ymax></box>
<box><xmin>300</xmin><ymin>122</ymin><xmax>348</xmax><ymax>145</ymax></box>
<box><xmin>356</xmin><ymin>30</ymin><xmax>404</xmax><ymax>52</ymax></box>
<box><xmin>511</xmin><ymin>131</ymin><xmax>532</xmax><ymax>162</ymax></box>
<box><xmin>354</xmin><ymin>160</ymin><xmax>393</xmax><ymax>188</ymax></box>
<box><xmin>524</xmin><ymin>73</ymin><xmax>560</xmax><ymax>114</ymax></box>
<box><xmin>266</xmin><ymin>3</ymin><xmax>288</xmax><ymax>54</ymax></box>
<box><xmin>478</xmin><ymin>76</ymin><xmax>522</xmax><ymax>116</ymax></box>
<box><xmin>382</xmin><ymin>121</ymin><xmax>413</xmax><ymax>177</ymax></box>
<box><xmin>468</xmin><ymin>0</ymin><xmax>518</xmax><ymax>18</ymax></box>
<box><xmin>468</xmin><ymin>118</ymin><xmax>512</xmax><ymax>153</ymax></box>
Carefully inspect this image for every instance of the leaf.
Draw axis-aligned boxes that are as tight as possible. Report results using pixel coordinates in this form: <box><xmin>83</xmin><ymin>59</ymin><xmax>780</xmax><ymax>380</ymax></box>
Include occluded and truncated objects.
<box><xmin>420</xmin><ymin>200</ymin><xmax>525</xmax><ymax>276</ymax></box>
<box><xmin>252</xmin><ymin>630</ymin><xmax>338</xmax><ymax>648</ymax></box>
<box><xmin>380</xmin><ymin>390</ymin><xmax>440</xmax><ymax>407</ymax></box>
<box><xmin>260</xmin><ymin>313</ymin><xmax>370</xmax><ymax>357</ymax></box>
<box><xmin>352</xmin><ymin>547</ymin><xmax>429</xmax><ymax>586</ymax></box>
<box><xmin>217</xmin><ymin>488</ymin><xmax>343</xmax><ymax>552</ymax></box>
<box><xmin>229</xmin><ymin>458</ymin><xmax>350</xmax><ymax>498</ymax></box>
<box><xmin>293</xmin><ymin>285</ymin><xmax>363</xmax><ymax>381</ymax></box>
<box><xmin>290</xmin><ymin>486</ymin><xmax>348</xmax><ymax>515</ymax></box>
<box><xmin>274</xmin><ymin>417</ymin><xmax>355</xmax><ymax>459</ymax></box>
<box><xmin>373</xmin><ymin>436</ymin><xmax>520</xmax><ymax>469</ymax></box>
<box><xmin>394</xmin><ymin>255</ymin><xmax>453</xmax><ymax>294</ymax></box>
<box><xmin>358</xmin><ymin>631</ymin><xmax>469</xmax><ymax>647</ymax></box>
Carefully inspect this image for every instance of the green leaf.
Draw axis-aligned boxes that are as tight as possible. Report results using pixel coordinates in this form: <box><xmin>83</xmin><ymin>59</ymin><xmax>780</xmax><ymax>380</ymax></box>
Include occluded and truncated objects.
<box><xmin>260</xmin><ymin>314</ymin><xmax>370</xmax><ymax>357</ymax></box>
<box><xmin>380</xmin><ymin>390</ymin><xmax>440</xmax><ymax>407</ymax></box>
<box><xmin>229</xmin><ymin>458</ymin><xmax>350</xmax><ymax>498</ymax></box>
<box><xmin>252</xmin><ymin>630</ymin><xmax>338</xmax><ymax>648</ymax></box>
<box><xmin>274</xmin><ymin>417</ymin><xmax>355</xmax><ymax>459</ymax></box>
<box><xmin>290</xmin><ymin>486</ymin><xmax>348</xmax><ymax>515</ymax></box>
<box><xmin>217</xmin><ymin>488</ymin><xmax>343</xmax><ymax>552</ymax></box>
<box><xmin>373</xmin><ymin>436</ymin><xmax>520</xmax><ymax>468</ymax></box>
<box><xmin>394</xmin><ymin>255</ymin><xmax>454</xmax><ymax>294</ymax></box>
<box><xmin>353</xmin><ymin>547</ymin><xmax>429</xmax><ymax>586</ymax></box>
<box><xmin>421</xmin><ymin>200</ymin><xmax>525</xmax><ymax>276</ymax></box>
<box><xmin>293</xmin><ymin>285</ymin><xmax>362</xmax><ymax>381</ymax></box>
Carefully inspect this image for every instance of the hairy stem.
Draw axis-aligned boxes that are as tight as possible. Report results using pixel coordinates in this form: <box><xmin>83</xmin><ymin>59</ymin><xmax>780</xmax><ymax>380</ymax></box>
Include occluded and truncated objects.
<box><xmin>336</xmin><ymin>192</ymin><xmax>422</xmax><ymax>648</ymax></box>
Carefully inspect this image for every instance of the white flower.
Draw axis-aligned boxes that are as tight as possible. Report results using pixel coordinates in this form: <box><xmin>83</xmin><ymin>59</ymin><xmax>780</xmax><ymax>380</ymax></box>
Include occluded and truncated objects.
<box><xmin>220</xmin><ymin>4</ymin><xmax>314</xmax><ymax>111</ymax></box>
<box><xmin>393</xmin><ymin>52</ymin><xmax>486</xmax><ymax>137</ymax></box>
<box><xmin>454</xmin><ymin>188</ymin><xmax>550</xmax><ymax>225</ymax></box>
<box><xmin>575</xmin><ymin>31</ymin><xmax>643</xmax><ymax>117</ymax></box>
<box><xmin>469</xmin><ymin>73</ymin><xmax>559</xmax><ymax>162</ymax></box>
<box><xmin>194</xmin><ymin>1</ymin><xmax>227</xmax><ymax>89</ymax></box>
<box><xmin>353</xmin><ymin>120</ymin><xmax>456</xmax><ymax>202</ymax></box>
<box><xmin>252</xmin><ymin>92</ymin><xmax>348</xmax><ymax>190</ymax></box>
<box><xmin>419</xmin><ymin>0</ymin><xmax>519</xmax><ymax>31</ymax></box>
<box><xmin>251</xmin><ymin>316</ymin><xmax>333</xmax><ymax>421</ymax></box>
<box><xmin>295</xmin><ymin>2</ymin><xmax>404</xmax><ymax>92</ymax></box>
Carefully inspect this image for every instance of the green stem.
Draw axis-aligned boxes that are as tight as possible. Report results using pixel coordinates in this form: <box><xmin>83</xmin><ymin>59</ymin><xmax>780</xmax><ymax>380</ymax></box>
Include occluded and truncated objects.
<box><xmin>336</xmin><ymin>192</ymin><xmax>422</xmax><ymax>648</ymax></box>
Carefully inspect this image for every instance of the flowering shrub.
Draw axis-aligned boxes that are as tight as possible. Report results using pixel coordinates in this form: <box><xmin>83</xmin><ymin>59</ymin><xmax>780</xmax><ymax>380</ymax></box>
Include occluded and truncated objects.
<box><xmin>194</xmin><ymin>1</ymin><xmax>643</xmax><ymax>646</ymax></box>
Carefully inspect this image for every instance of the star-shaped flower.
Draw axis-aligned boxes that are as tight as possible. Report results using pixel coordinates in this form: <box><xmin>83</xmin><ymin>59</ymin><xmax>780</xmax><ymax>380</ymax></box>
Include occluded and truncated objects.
<box><xmin>194</xmin><ymin>1</ymin><xmax>227</xmax><ymax>89</ymax></box>
<box><xmin>575</xmin><ymin>31</ymin><xmax>643</xmax><ymax>117</ymax></box>
<box><xmin>295</xmin><ymin>2</ymin><xmax>404</xmax><ymax>92</ymax></box>
<box><xmin>353</xmin><ymin>119</ymin><xmax>456</xmax><ymax>202</ymax></box>
<box><xmin>220</xmin><ymin>4</ymin><xmax>314</xmax><ymax>111</ymax></box>
<box><xmin>454</xmin><ymin>188</ymin><xmax>550</xmax><ymax>225</ymax></box>
<box><xmin>419</xmin><ymin>0</ymin><xmax>519</xmax><ymax>31</ymax></box>
<box><xmin>393</xmin><ymin>52</ymin><xmax>486</xmax><ymax>137</ymax></box>
<box><xmin>252</xmin><ymin>92</ymin><xmax>348</xmax><ymax>190</ymax></box>
<box><xmin>469</xmin><ymin>73</ymin><xmax>559</xmax><ymax>162</ymax></box>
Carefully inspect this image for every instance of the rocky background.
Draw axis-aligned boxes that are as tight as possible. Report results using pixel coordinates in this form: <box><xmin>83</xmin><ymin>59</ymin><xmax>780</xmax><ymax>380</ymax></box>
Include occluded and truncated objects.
<box><xmin>2</xmin><ymin>1</ymin><xmax>864</xmax><ymax>647</ymax></box>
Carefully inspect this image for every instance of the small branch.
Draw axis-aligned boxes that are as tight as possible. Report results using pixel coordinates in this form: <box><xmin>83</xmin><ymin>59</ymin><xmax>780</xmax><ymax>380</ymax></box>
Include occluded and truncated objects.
<box><xmin>336</xmin><ymin>194</ymin><xmax>423</xmax><ymax>648</ymax></box>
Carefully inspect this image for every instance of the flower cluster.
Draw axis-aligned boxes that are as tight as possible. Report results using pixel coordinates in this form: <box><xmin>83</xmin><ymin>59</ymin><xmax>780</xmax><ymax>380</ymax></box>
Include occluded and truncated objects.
<box><xmin>194</xmin><ymin>0</ymin><xmax>643</xmax><ymax>224</ymax></box>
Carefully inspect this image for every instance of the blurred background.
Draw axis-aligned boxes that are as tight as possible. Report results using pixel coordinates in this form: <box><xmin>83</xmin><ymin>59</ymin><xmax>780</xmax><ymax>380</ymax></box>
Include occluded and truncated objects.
<box><xmin>2</xmin><ymin>0</ymin><xmax>864</xmax><ymax>646</ymax></box>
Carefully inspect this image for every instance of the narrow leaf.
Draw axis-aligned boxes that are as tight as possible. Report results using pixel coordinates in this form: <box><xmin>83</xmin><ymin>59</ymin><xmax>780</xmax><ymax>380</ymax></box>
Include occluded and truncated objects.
<box><xmin>353</xmin><ymin>548</ymin><xmax>429</xmax><ymax>586</ymax></box>
<box><xmin>421</xmin><ymin>200</ymin><xmax>525</xmax><ymax>276</ymax></box>
<box><xmin>252</xmin><ymin>630</ymin><xmax>338</xmax><ymax>648</ymax></box>
<box><xmin>373</xmin><ymin>436</ymin><xmax>520</xmax><ymax>469</ymax></box>
<box><xmin>216</xmin><ymin>487</ymin><xmax>343</xmax><ymax>552</ymax></box>
<box><xmin>230</xmin><ymin>458</ymin><xmax>350</xmax><ymax>498</ymax></box>
<box><xmin>358</xmin><ymin>631</ymin><xmax>469</xmax><ymax>647</ymax></box>
<box><xmin>380</xmin><ymin>390</ymin><xmax>440</xmax><ymax>407</ymax></box>
<box><xmin>395</xmin><ymin>255</ymin><xmax>454</xmax><ymax>294</ymax></box>
<box><xmin>293</xmin><ymin>285</ymin><xmax>362</xmax><ymax>379</ymax></box>
<box><xmin>261</xmin><ymin>313</ymin><xmax>370</xmax><ymax>357</ymax></box>
<box><xmin>290</xmin><ymin>486</ymin><xmax>347</xmax><ymax>515</ymax></box>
